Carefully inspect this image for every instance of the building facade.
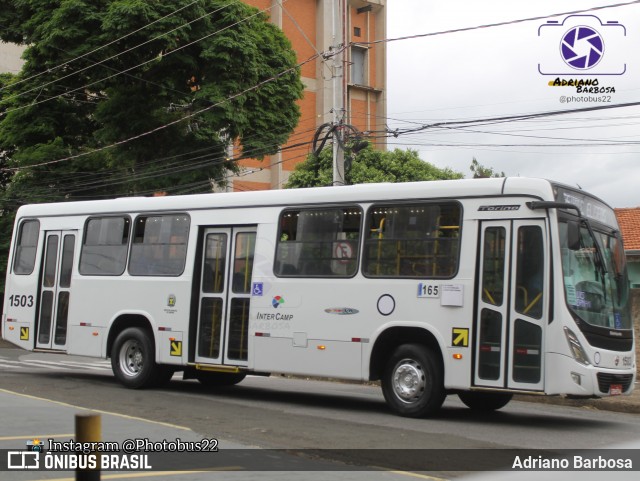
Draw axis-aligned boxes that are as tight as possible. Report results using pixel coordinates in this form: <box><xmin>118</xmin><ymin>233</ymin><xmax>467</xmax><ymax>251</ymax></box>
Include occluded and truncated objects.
<box><xmin>0</xmin><ymin>1</ymin><xmax>387</xmax><ymax>192</ymax></box>
<box><xmin>0</xmin><ymin>43</ymin><xmax>24</xmax><ymax>74</ymax></box>
<box><xmin>615</xmin><ymin>207</ymin><xmax>640</xmax><ymax>288</ymax></box>
<box><xmin>238</xmin><ymin>0</ymin><xmax>387</xmax><ymax>191</ymax></box>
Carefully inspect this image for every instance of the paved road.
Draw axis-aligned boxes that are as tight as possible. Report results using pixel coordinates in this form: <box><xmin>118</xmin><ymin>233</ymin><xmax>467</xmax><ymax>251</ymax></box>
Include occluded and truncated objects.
<box><xmin>1</xmin><ymin>342</ymin><xmax>639</xmax><ymax>480</ymax></box>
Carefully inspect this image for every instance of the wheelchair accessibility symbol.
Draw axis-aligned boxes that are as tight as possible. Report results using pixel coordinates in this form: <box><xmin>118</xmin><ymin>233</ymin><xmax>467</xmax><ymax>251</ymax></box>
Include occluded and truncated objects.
<box><xmin>252</xmin><ymin>282</ymin><xmax>264</xmax><ymax>297</ymax></box>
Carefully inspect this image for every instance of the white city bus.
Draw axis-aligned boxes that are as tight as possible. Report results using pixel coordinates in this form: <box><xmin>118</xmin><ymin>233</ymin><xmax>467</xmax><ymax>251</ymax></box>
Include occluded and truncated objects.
<box><xmin>2</xmin><ymin>178</ymin><xmax>636</xmax><ymax>417</ymax></box>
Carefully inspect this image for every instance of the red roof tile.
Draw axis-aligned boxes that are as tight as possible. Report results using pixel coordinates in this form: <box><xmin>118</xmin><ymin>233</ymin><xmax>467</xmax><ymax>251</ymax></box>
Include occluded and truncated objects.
<box><xmin>615</xmin><ymin>207</ymin><xmax>640</xmax><ymax>251</ymax></box>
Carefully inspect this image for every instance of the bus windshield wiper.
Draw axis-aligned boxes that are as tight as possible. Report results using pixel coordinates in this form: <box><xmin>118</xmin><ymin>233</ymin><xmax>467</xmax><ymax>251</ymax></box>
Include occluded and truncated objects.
<box><xmin>581</xmin><ymin>218</ymin><xmax>608</xmax><ymax>301</ymax></box>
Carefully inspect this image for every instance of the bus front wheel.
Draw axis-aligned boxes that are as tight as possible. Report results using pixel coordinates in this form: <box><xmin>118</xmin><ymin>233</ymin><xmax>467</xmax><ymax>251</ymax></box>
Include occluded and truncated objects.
<box><xmin>111</xmin><ymin>327</ymin><xmax>168</xmax><ymax>389</ymax></box>
<box><xmin>381</xmin><ymin>344</ymin><xmax>445</xmax><ymax>418</ymax></box>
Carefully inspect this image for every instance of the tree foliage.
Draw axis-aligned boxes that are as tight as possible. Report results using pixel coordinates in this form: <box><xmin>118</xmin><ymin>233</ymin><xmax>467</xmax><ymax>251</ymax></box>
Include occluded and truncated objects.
<box><xmin>285</xmin><ymin>144</ymin><xmax>463</xmax><ymax>188</ymax></box>
<box><xmin>0</xmin><ymin>0</ymin><xmax>303</xmax><ymax>203</ymax></box>
<box><xmin>470</xmin><ymin>157</ymin><xmax>505</xmax><ymax>178</ymax></box>
<box><xmin>0</xmin><ymin>0</ymin><xmax>303</xmax><ymax>291</ymax></box>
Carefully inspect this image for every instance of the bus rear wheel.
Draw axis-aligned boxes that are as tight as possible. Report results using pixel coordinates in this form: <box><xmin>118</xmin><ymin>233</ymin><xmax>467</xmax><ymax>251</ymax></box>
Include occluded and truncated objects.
<box><xmin>381</xmin><ymin>344</ymin><xmax>445</xmax><ymax>418</ymax></box>
<box><xmin>111</xmin><ymin>327</ymin><xmax>170</xmax><ymax>388</ymax></box>
<box><xmin>458</xmin><ymin>392</ymin><xmax>513</xmax><ymax>411</ymax></box>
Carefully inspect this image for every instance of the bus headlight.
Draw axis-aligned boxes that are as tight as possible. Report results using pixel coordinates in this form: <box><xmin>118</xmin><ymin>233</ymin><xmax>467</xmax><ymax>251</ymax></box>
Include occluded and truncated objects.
<box><xmin>564</xmin><ymin>327</ymin><xmax>591</xmax><ymax>366</ymax></box>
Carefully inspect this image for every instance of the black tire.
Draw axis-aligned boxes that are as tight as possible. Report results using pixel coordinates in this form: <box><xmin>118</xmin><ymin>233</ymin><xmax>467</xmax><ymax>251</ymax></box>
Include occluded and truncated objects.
<box><xmin>458</xmin><ymin>392</ymin><xmax>513</xmax><ymax>411</ymax></box>
<box><xmin>111</xmin><ymin>327</ymin><xmax>165</xmax><ymax>389</ymax></box>
<box><xmin>381</xmin><ymin>344</ymin><xmax>445</xmax><ymax>418</ymax></box>
<box><xmin>196</xmin><ymin>371</ymin><xmax>247</xmax><ymax>387</ymax></box>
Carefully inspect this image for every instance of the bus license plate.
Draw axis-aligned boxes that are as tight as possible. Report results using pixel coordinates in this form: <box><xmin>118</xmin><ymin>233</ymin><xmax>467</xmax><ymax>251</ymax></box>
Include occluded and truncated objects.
<box><xmin>610</xmin><ymin>384</ymin><xmax>623</xmax><ymax>396</ymax></box>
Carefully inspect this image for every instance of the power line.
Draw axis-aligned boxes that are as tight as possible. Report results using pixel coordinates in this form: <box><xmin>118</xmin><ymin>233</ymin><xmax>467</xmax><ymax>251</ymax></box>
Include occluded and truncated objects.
<box><xmin>0</xmin><ymin>0</ymin><xmax>279</xmax><ymax>115</ymax></box>
<box><xmin>0</xmin><ymin>1</ymin><xmax>239</xmax><ymax>104</ymax></box>
<box><xmin>358</xmin><ymin>1</ymin><xmax>640</xmax><ymax>47</ymax></box>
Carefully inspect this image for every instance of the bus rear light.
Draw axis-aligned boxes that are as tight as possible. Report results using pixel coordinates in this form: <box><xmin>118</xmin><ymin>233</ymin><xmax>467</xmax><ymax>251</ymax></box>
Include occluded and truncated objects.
<box><xmin>6</xmin><ymin>318</ymin><xmax>16</xmax><ymax>322</ymax></box>
<box><xmin>255</xmin><ymin>332</ymin><xmax>270</xmax><ymax>337</ymax></box>
<box><xmin>564</xmin><ymin>327</ymin><xmax>591</xmax><ymax>366</ymax></box>
<box><xmin>80</xmin><ymin>322</ymin><xmax>91</xmax><ymax>327</ymax></box>
<box><xmin>92</xmin><ymin>332</ymin><xmax>99</xmax><ymax>337</ymax></box>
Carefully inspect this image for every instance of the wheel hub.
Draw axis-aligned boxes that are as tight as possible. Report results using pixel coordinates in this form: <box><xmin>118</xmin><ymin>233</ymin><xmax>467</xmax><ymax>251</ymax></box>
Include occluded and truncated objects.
<box><xmin>120</xmin><ymin>340</ymin><xmax>144</xmax><ymax>377</ymax></box>
<box><xmin>392</xmin><ymin>360</ymin><xmax>426</xmax><ymax>403</ymax></box>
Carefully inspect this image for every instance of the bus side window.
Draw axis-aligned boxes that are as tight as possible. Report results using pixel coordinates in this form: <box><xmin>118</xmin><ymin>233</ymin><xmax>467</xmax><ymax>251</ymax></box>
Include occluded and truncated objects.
<box><xmin>128</xmin><ymin>214</ymin><xmax>190</xmax><ymax>276</ymax></box>
<box><xmin>274</xmin><ymin>207</ymin><xmax>362</xmax><ymax>277</ymax></box>
<box><xmin>79</xmin><ymin>217</ymin><xmax>131</xmax><ymax>276</ymax></box>
<box><xmin>363</xmin><ymin>202</ymin><xmax>461</xmax><ymax>278</ymax></box>
<box><xmin>13</xmin><ymin>219</ymin><xmax>40</xmax><ymax>275</ymax></box>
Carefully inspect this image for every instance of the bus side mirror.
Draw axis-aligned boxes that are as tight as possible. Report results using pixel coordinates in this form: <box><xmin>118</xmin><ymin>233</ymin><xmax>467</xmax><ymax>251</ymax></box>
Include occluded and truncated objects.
<box><xmin>567</xmin><ymin>220</ymin><xmax>580</xmax><ymax>251</ymax></box>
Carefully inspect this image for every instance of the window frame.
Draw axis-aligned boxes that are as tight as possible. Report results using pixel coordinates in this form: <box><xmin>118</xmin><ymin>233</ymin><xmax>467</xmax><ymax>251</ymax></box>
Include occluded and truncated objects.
<box><xmin>79</xmin><ymin>215</ymin><xmax>131</xmax><ymax>276</ymax></box>
<box><xmin>362</xmin><ymin>201</ymin><xmax>463</xmax><ymax>279</ymax></box>
<box><xmin>274</xmin><ymin>205</ymin><xmax>363</xmax><ymax>278</ymax></box>
<box><xmin>13</xmin><ymin>219</ymin><xmax>40</xmax><ymax>275</ymax></box>
<box><xmin>128</xmin><ymin>213</ymin><xmax>191</xmax><ymax>277</ymax></box>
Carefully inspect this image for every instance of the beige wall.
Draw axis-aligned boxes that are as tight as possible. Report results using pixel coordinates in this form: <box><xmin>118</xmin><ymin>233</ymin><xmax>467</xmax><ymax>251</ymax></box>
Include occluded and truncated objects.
<box><xmin>0</xmin><ymin>43</ymin><xmax>24</xmax><ymax>73</ymax></box>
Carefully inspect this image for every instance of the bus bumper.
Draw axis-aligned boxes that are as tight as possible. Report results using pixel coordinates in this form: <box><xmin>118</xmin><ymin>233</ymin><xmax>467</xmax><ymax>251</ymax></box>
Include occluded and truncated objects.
<box><xmin>546</xmin><ymin>352</ymin><xmax>636</xmax><ymax>397</ymax></box>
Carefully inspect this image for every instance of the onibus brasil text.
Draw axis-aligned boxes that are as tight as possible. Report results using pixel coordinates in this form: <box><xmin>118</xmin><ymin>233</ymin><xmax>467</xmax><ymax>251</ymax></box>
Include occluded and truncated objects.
<box><xmin>47</xmin><ymin>437</ymin><xmax>218</xmax><ymax>454</ymax></box>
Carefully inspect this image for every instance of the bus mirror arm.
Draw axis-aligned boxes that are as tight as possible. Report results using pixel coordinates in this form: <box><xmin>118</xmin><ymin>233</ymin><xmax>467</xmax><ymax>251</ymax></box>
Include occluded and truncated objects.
<box><xmin>527</xmin><ymin>201</ymin><xmax>581</xmax><ymax>250</ymax></box>
<box><xmin>526</xmin><ymin>201</ymin><xmax>581</xmax><ymax>217</ymax></box>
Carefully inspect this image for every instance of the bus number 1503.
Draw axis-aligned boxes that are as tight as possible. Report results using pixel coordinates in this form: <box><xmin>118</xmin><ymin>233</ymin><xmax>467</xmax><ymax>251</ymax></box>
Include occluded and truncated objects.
<box><xmin>8</xmin><ymin>294</ymin><xmax>34</xmax><ymax>308</ymax></box>
<box><xmin>417</xmin><ymin>283</ymin><xmax>440</xmax><ymax>298</ymax></box>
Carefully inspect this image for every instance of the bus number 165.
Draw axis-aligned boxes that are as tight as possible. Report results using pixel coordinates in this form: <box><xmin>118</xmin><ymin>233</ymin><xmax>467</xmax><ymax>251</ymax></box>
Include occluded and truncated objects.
<box><xmin>417</xmin><ymin>283</ymin><xmax>439</xmax><ymax>298</ymax></box>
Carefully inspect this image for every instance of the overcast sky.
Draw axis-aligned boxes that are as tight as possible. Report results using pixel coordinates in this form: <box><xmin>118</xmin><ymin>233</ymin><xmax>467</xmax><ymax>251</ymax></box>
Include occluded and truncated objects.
<box><xmin>387</xmin><ymin>0</ymin><xmax>640</xmax><ymax>208</ymax></box>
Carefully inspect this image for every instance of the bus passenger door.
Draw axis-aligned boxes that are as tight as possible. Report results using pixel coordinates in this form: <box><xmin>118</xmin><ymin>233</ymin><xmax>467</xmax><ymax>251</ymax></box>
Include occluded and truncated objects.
<box><xmin>474</xmin><ymin>220</ymin><xmax>546</xmax><ymax>391</ymax></box>
<box><xmin>36</xmin><ymin>231</ymin><xmax>76</xmax><ymax>350</ymax></box>
<box><xmin>195</xmin><ymin>227</ymin><xmax>256</xmax><ymax>367</ymax></box>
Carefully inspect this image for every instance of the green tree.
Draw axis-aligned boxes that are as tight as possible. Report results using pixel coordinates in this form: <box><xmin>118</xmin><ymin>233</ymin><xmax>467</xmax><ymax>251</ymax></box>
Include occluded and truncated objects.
<box><xmin>0</xmin><ymin>0</ymin><xmax>303</xmax><ymax>291</ymax></box>
<box><xmin>285</xmin><ymin>144</ymin><xmax>463</xmax><ymax>188</ymax></box>
<box><xmin>470</xmin><ymin>157</ymin><xmax>505</xmax><ymax>178</ymax></box>
<box><xmin>0</xmin><ymin>0</ymin><xmax>303</xmax><ymax>201</ymax></box>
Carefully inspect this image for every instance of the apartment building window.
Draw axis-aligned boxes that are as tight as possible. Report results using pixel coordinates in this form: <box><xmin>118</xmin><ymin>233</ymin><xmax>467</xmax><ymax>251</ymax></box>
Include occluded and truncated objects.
<box><xmin>351</xmin><ymin>45</ymin><xmax>367</xmax><ymax>85</ymax></box>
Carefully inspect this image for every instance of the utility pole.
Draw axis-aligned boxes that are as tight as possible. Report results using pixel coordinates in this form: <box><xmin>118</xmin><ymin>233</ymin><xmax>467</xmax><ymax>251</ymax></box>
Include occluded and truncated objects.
<box><xmin>331</xmin><ymin>0</ymin><xmax>345</xmax><ymax>186</ymax></box>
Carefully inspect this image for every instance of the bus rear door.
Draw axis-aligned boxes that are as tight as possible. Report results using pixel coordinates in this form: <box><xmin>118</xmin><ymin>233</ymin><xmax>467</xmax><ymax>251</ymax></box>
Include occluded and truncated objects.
<box><xmin>195</xmin><ymin>227</ymin><xmax>256</xmax><ymax>367</ymax></box>
<box><xmin>35</xmin><ymin>230</ymin><xmax>76</xmax><ymax>350</ymax></box>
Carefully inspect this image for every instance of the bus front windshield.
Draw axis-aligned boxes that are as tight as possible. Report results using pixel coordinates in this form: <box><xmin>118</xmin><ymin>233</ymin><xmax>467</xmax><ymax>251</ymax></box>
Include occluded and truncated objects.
<box><xmin>560</xmin><ymin>220</ymin><xmax>632</xmax><ymax>331</ymax></box>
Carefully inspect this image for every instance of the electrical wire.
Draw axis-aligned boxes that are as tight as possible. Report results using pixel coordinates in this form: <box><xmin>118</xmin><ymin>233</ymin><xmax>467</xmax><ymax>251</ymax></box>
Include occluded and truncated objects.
<box><xmin>0</xmin><ymin>0</ymin><xmax>205</xmax><ymax>93</ymax></box>
<box><xmin>0</xmin><ymin>0</ymin><xmax>281</xmax><ymax>115</ymax></box>
<box><xmin>357</xmin><ymin>1</ymin><xmax>640</xmax><ymax>47</ymax></box>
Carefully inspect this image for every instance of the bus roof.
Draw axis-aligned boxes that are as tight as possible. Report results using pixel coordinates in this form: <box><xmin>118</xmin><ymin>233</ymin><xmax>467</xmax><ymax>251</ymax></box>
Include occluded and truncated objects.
<box><xmin>15</xmin><ymin>177</ymin><xmax>559</xmax><ymax>218</ymax></box>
